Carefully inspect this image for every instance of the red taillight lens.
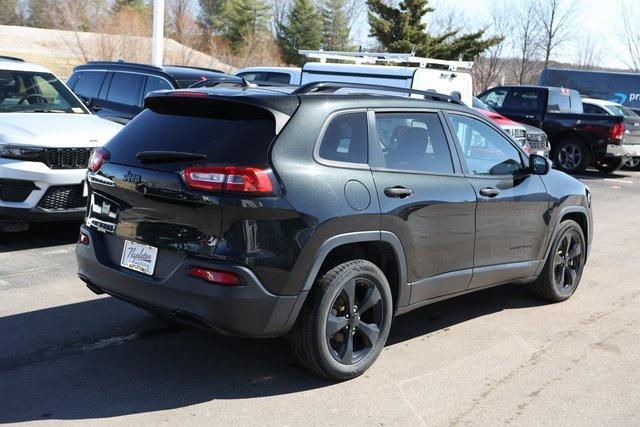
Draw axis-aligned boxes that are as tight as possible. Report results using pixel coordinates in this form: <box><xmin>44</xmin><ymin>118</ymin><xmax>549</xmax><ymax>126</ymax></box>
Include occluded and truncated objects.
<box><xmin>88</xmin><ymin>147</ymin><xmax>110</xmax><ymax>172</ymax></box>
<box><xmin>189</xmin><ymin>267</ymin><xmax>241</xmax><ymax>286</ymax></box>
<box><xmin>182</xmin><ymin>166</ymin><xmax>274</xmax><ymax>194</ymax></box>
<box><xmin>168</xmin><ymin>91</ymin><xmax>208</xmax><ymax>98</ymax></box>
<box><xmin>611</xmin><ymin>122</ymin><xmax>625</xmax><ymax>141</ymax></box>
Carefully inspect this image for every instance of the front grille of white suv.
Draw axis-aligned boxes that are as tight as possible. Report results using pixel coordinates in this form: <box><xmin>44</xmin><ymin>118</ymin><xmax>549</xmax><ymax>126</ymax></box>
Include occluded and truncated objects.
<box><xmin>45</xmin><ymin>148</ymin><xmax>92</xmax><ymax>169</ymax></box>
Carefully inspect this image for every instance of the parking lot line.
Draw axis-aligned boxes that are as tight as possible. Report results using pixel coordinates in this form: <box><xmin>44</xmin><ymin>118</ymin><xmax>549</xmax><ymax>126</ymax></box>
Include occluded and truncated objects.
<box><xmin>603</xmin><ymin>178</ymin><xmax>634</xmax><ymax>184</ymax></box>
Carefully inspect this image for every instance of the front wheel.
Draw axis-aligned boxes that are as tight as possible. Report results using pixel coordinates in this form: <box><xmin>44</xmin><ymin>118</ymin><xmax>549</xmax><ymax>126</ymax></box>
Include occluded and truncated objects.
<box><xmin>530</xmin><ymin>219</ymin><xmax>586</xmax><ymax>302</ymax></box>
<box><xmin>289</xmin><ymin>260</ymin><xmax>393</xmax><ymax>380</ymax></box>
<box><xmin>553</xmin><ymin>139</ymin><xmax>590</xmax><ymax>174</ymax></box>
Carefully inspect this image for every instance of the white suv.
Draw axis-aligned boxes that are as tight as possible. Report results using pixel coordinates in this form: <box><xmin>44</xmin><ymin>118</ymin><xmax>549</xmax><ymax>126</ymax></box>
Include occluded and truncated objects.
<box><xmin>0</xmin><ymin>57</ymin><xmax>123</xmax><ymax>231</ymax></box>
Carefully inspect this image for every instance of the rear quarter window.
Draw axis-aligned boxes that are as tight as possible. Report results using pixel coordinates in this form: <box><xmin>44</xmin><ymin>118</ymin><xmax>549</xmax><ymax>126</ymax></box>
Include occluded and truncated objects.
<box><xmin>317</xmin><ymin>112</ymin><xmax>368</xmax><ymax>164</ymax></box>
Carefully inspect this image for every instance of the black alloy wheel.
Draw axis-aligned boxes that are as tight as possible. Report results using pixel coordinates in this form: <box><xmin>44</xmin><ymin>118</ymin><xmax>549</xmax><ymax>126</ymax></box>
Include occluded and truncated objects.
<box><xmin>326</xmin><ymin>277</ymin><xmax>384</xmax><ymax>365</ymax></box>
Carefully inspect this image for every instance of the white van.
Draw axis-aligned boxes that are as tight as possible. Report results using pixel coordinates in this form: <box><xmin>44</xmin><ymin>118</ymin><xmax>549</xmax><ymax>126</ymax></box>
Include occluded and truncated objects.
<box><xmin>298</xmin><ymin>51</ymin><xmax>474</xmax><ymax>106</ymax></box>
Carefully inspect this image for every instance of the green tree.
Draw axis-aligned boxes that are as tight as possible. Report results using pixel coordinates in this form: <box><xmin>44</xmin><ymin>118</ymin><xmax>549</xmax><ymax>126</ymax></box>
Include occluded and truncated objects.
<box><xmin>113</xmin><ymin>0</ymin><xmax>147</xmax><ymax>13</ymax></box>
<box><xmin>221</xmin><ymin>0</ymin><xmax>271</xmax><ymax>50</ymax></box>
<box><xmin>277</xmin><ymin>0</ymin><xmax>322</xmax><ymax>65</ymax></box>
<box><xmin>197</xmin><ymin>0</ymin><xmax>223</xmax><ymax>40</ymax></box>
<box><xmin>367</xmin><ymin>0</ymin><xmax>502</xmax><ymax>60</ymax></box>
<box><xmin>321</xmin><ymin>0</ymin><xmax>350</xmax><ymax>51</ymax></box>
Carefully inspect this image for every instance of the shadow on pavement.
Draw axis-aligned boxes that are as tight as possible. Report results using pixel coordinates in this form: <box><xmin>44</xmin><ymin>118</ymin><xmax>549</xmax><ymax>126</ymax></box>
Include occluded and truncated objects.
<box><xmin>0</xmin><ymin>282</ymin><xmax>544</xmax><ymax>422</ymax></box>
<box><xmin>0</xmin><ymin>221</ymin><xmax>81</xmax><ymax>253</ymax></box>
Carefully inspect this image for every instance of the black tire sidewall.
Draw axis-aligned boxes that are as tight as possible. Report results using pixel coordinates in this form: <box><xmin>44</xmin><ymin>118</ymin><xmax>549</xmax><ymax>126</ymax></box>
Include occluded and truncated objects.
<box><xmin>316</xmin><ymin>262</ymin><xmax>393</xmax><ymax>378</ymax></box>
<box><xmin>547</xmin><ymin>220</ymin><xmax>586</xmax><ymax>300</ymax></box>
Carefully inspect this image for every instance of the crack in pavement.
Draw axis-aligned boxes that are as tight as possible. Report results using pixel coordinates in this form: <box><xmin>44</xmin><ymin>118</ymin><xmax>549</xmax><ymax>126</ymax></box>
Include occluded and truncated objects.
<box><xmin>448</xmin><ymin>289</ymin><xmax>640</xmax><ymax>426</ymax></box>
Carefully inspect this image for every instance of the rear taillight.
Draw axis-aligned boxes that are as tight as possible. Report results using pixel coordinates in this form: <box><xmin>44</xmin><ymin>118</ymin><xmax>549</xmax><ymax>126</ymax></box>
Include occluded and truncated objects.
<box><xmin>611</xmin><ymin>122</ymin><xmax>625</xmax><ymax>141</ymax></box>
<box><xmin>181</xmin><ymin>166</ymin><xmax>274</xmax><ymax>194</ymax></box>
<box><xmin>189</xmin><ymin>267</ymin><xmax>241</xmax><ymax>286</ymax></box>
<box><xmin>88</xmin><ymin>147</ymin><xmax>110</xmax><ymax>172</ymax></box>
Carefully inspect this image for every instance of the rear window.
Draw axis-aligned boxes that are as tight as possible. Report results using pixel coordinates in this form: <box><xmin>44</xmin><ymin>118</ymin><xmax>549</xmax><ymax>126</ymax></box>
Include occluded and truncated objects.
<box><xmin>105</xmin><ymin>99</ymin><xmax>275</xmax><ymax>168</ymax></box>
<box><xmin>548</xmin><ymin>88</ymin><xmax>582</xmax><ymax>113</ymax></box>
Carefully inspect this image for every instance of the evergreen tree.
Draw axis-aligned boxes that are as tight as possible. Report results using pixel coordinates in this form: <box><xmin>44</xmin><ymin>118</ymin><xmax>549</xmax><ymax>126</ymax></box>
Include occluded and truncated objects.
<box><xmin>321</xmin><ymin>0</ymin><xmax>350</xmax><ymax>51</ymax></box>
<box><xmin>222</xmin><ymin>0</ymin><xmax>271</xmax><ymax>51</ymax></box>
<box><xmin>367</xmin><ymin>0</ymin><xmax>502</xmax><ymax>60</ymax></box>
<box><xmin>198</xmin><ymin>0</ymin><xmax>223</xmax><ymax>40</ymax></box>
<box><xmin>113</xmin><ymin>0</ymin><xmax>147</xmax><ymax>13</ymax></box>
<box><xmin>277</xmin><ymin>0</ymin><xmax>322</xmax><ymax>65</ymax></box>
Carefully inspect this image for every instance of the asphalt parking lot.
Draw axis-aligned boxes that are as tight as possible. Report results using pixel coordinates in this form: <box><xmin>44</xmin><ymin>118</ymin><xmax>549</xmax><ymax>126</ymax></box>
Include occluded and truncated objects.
<box><xmin>1</xmin><ymin>170</ymin><xmax>639</xmax><ymax>425</ymax></box>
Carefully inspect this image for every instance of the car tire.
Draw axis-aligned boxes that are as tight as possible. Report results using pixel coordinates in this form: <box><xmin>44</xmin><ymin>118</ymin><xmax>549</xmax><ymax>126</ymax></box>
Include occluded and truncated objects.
<box><xmin>595</xmin><ymin>157</ymin><xmax>625</xmax><ymax>173</ymax></box>
<box><xmin>624</xmin><ymin>157</ymin><xmax>640</xmax><ymax>171</ymax></box>
<box><xmin>553</xmin><ymin>139</ymin><xmax>590</xmax><ymax>174</ymax></box>
<box><xmin>530</xmin><ymin>219</ymin><xmax>586</xmax><ymax>302</ymax></box>
<box><xmin>289</xmin><ymin>259</ymin><xmax>393</xmax><ymax>380</ymax></box>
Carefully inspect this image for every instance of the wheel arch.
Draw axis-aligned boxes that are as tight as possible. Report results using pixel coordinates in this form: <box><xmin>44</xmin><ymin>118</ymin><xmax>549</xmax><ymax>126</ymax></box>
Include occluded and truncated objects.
<box><xmin>283</xmin><ymin>231</ymin><xmax>408</xmax><ymax>333</ymax></box>
<box><xmin>535</xmin><ymin>206</ymin><xmax>591</xmax><ymax>277</ymax></box>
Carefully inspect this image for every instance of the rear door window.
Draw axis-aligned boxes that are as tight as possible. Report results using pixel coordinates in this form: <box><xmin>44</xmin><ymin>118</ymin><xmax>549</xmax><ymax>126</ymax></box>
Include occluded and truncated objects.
<box><xmin>106</xmin><ymin>72</ymin><xmax>144</xmax><ymax>106</ymax></box>
<box><xmin>318</xmin><ymin>112</ymin><xmax>368</xmax><ymax>164</ymax></box>
<box><xmin>505</xmin><ymin>88</ymin><xmax>544</xmax><ymax>112</ymax></box>
<box><xmin>105</xmin><ymin>99</ymin><xmax>276</xmax><ymax>169</ymax></box>
<box><xmin>70</xmin><ymin>71</ymin><xmax>106</xmax><ymax>99</ymax></box>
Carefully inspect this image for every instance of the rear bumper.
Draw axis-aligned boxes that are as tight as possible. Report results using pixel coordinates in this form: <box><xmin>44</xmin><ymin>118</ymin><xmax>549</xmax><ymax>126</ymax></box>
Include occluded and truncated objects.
<box><xmin>76</xmin><ymin>226</ymin><xmax>302</xmax><ymax>337</ymax></box>
<box><xmin>606</xmin><ymin>144</ymin><xmax>639</xmax><ymax>157</ymax></box>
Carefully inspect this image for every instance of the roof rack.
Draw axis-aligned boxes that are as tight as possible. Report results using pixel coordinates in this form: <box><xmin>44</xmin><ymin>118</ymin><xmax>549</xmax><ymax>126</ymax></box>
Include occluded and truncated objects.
<box><xmin>85</xmin><ymin>60</ymin><xmax>164</xmax><ymax>71</ymax></box>
<box><xmin>292</xmin><ymin>81</ymin><xmax>463</xmax><ymax>105</ymax></box>
<box><xmin>299</xmin><ymin>50</ymin><xmax>473</xmax><ymax>71</ymax></box>
<box><xmin>0</xmin><ymin>55</ymin><xmax>25</xmax><ymax>62</ymax></box>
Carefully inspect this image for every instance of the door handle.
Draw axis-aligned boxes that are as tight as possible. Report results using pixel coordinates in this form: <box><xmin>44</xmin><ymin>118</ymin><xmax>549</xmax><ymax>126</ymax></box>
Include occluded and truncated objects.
<box><xmin>479</xmin><ymin>187</ymin><xmax>500</xmax><ymax>198</ymax></box>
<box><xmin>384</xmin><ymin>186</ymin><xmax>413</xmax><ymax>198</ymax></box>
<box><xmin>525</xmin><ymin>115</ymin><xmax>535</xmax><ymax>119</ymax></box>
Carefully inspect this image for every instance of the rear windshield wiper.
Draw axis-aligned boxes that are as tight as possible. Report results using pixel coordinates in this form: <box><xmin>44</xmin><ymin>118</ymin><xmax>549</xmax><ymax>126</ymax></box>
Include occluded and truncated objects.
<box><xmin>136</xmin><ymin>151</ymin><xmax>207</xmax><ymax>163</ymax></box>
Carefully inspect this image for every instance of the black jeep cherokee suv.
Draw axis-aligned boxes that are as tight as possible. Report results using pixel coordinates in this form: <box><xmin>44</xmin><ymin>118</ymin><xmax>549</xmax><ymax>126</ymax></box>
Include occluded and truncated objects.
<box><xmin>77</xmin><ymin>82</ymin><xmax>593</xmax><ymax>380</ymax></box>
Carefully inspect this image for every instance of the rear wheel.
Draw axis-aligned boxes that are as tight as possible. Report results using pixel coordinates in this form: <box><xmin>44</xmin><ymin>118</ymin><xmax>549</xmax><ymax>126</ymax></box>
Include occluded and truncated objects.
<box><xmin>553</xmin><ymin>139</ymin><xmax>590</xmax><ymax>174</ymax></box>
<box><xmin>530</xmin><ymin>219</ymin><xmax>586</xmax><ymax>302</ymax></box>
<box><xmin>594</xmin><ymin>158</ymin><xmax>625</xmax><ymax>173</ymax></box>
<box><xmin>289</xmin><ymin>260</ymin><xmax>393</xmax><ymax>380</ymax></box>
<box><xmin>625</xmin><ymin>157</ymin><xmax>640</xmax><ymax>171</ymax></box>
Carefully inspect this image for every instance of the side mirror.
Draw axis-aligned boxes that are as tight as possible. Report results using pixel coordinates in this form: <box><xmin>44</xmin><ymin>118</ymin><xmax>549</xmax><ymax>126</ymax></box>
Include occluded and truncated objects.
<box><xmin>529</xmin><ymin>154</ymin><xmax>550</xmax><ymax>175</ymax></box>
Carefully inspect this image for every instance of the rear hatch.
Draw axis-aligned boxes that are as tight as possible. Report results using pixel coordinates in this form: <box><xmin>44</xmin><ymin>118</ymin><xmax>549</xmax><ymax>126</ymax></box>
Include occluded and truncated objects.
<box><xmin>87</xmin><ymin>95</ymin><xmax>284</xmax><ymax>262</ymax></box>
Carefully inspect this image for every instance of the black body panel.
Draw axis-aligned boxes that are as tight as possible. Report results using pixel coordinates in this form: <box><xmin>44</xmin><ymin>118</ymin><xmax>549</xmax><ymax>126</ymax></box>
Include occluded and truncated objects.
<box><xmin>77</xmin><ymin>87</ymin><xmax>594</xmax><ymax>338</ymax></box>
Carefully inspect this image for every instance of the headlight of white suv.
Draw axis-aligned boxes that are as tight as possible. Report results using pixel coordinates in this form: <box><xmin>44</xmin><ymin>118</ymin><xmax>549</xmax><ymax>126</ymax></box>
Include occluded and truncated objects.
<box><xmin>0</xmin><ymin>144</ymin><xmax>44</xmax><ymax>160</ymax></box>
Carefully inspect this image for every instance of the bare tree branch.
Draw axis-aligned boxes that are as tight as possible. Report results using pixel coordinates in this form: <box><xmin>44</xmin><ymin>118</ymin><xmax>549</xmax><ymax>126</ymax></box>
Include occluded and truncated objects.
<box><xmin>536</xmin><ymin>0</ymin><xmax>580</xmax><ymax>68</ymax></box>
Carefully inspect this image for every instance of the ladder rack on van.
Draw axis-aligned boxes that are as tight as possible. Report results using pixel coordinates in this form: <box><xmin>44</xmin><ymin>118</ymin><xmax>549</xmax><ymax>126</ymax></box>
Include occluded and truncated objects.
<box><xmin>298</xmin><ymin>50</ymin><xmax>473</xmax><ymax>71</ymax></box>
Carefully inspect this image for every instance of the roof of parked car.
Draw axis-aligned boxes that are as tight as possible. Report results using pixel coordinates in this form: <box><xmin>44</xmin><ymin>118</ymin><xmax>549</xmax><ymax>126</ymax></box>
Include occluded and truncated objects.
<box><xmin>73</xmin><ymin>61</ymin><xmax>230</xmax><ymax>87</ymax></box>
<box><xmin>581</xmin><ymin>97</ymin><xmax>620</xmax><ymax>106</ymax></box>
<box><xmin>0</xmin><ymin>56</ymin><xmax>52</xmax><ymax>73</ymax></box>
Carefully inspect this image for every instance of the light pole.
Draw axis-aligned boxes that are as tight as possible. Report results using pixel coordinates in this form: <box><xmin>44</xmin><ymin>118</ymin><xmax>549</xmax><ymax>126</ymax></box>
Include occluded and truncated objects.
<box><xmin>151</xmin><ymin>0</ymin><xmax>165</xmax><ymax>67</ymax></box>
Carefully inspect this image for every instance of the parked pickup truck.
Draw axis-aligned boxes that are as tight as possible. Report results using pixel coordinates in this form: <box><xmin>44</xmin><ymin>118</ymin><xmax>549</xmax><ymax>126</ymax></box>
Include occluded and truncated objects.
<box><xmin>479</xmin><ymin>85</ymin><xmax>630</xmax><ymax>173</ymax></box>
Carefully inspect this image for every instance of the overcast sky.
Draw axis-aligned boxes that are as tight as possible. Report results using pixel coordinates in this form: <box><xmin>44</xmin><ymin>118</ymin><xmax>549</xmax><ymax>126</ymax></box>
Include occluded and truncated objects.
<box><xmin>351</xmin><ymin>0</ymin><xmax>632</xmax><ymax>69</ymax></box>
